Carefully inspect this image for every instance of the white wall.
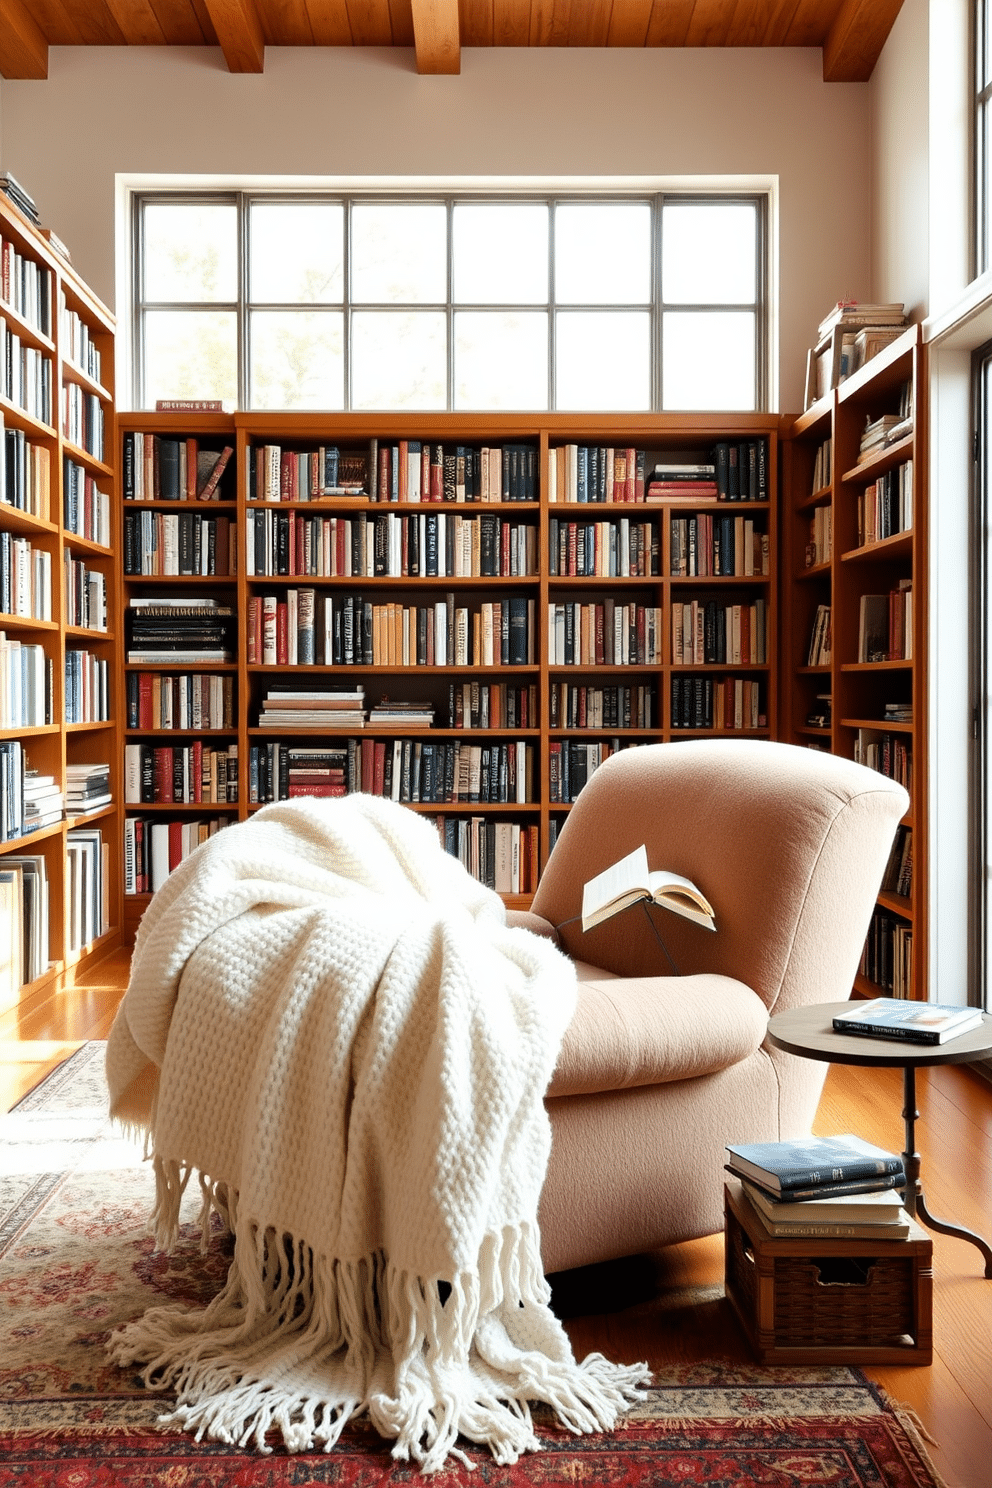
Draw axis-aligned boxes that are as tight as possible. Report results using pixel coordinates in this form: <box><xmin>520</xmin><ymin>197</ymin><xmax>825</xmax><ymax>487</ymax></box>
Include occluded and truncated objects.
<box><xmin>870</xmin><ymin>0</ymin><xmax>929</xmax><ymax>315</ymax></box>
<box><xmin>0</xmin><ymin>45</ymin><xmax>873</xmax><ymax>412</ymax></box>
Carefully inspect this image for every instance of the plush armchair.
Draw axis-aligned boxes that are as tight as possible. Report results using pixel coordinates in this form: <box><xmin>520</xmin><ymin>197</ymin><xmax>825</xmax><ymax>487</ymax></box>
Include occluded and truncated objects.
<box><xmin>510</xmin><ymin>739</ymin><xmax>909</xmax><ymax>1275</ymax></box>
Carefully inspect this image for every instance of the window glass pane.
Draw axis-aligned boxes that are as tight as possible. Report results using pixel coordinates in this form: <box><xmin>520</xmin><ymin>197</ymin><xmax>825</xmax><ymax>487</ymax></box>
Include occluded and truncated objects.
<box><xmin>985</xmin><ymin>3</ymin><xmax>992</xmax><ymax>89</ymax></box>
<box><xmin>352</xmin><ymin>311</ymin><xmax>446</xmax><ymax>409</ymax></box>
<box><xmin>250</xmin><ymin>202</ymin><xmax>343</xmax><ymax>304</ymax></box>
<box><xmin>452</xmin><ymin>204</ymin><xmax>548</xmax><ymax>304</ymax></box>
<box><xmin>142</xmin><ymin>310</ymin><xmax>237</xmax><ymax>408</ymax></box>
<box><xmin>351</xmin><ymin>204</ymin><xmax>447</xmax><ymax>304</ymax></box>
<box><xmin>662</xmin><ymin>311</ymin><xmax>755</xmax><ymax>410</ymax></box>
<box><xmin>555</xmin><ymin>203</ymin><xmax>651</xmax><ymax>304</ymax></box>
<box><xmin>662</xmin><ymin>203</ymin><xmax>756</xmax><ymax>305</ymax></box>
<box><xmin>555</xmin><ymin>312</ymin><xmax>650</xmax><ymax>411</ymax></box>
<box><xmin>249</xmin><ymin>310</ymin><xmax>344</xmax><ymax>409</ymax></box>
<box><xmin>143</xmin><ymin>202</ymin><xmax>238</xmax><ymax>303</ymax></box>
<box><xmin>454</xmin><ymin>312</ymin><xmax>547</xmax><ymax>409</ymax></box>
<box><xmin>983</xmin><ymin>105</ymin><xmax>992</xmax><ymax>274</ymax></box>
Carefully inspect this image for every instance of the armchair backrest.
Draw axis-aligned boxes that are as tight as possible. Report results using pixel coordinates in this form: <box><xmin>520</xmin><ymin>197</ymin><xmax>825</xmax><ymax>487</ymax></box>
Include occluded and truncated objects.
<box><xmin>532</xmin><ymin>739</ymin><xmax>909</xmax><ymax>1016</ymax></box>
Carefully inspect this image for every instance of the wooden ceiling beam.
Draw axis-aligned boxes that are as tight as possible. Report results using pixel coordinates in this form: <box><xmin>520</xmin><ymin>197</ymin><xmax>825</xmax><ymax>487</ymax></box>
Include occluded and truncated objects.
<box><xmin>0</xmin><ymin>0</ymin><xmax>49</xmax><ymax>80</ymax></box>
<box><xmin>411</xmin><ymin>0</ymin><xmax>461</xmax><ymax>75</ymax></box>
<box><xmin>201</xmin><ymin>0</ymin><xmax>265</xmax><ymax>73</ymax></box>
<box><xmin>822</xmin><ymin>0</ymin><xmax>904</xmax><ymax>83</ymax></box>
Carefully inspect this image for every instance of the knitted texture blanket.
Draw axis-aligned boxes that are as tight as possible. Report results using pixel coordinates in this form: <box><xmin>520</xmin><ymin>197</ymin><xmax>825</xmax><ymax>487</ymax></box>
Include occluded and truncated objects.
<box><xmin>105</xmin><ymin>795</ymin><xmax>646</xmax><ymax>1471</ymax></box>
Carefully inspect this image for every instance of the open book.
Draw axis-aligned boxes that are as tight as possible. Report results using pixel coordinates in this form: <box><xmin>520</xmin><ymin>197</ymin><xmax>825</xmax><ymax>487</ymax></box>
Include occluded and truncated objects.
<box><xmin>581</xmin><ymin>844</ymin><xmax>716</xmax><ymax>933</ymax></box>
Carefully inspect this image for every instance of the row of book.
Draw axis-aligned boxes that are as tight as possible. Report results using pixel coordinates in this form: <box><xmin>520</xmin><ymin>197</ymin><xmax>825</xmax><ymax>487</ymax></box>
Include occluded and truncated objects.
<box><xmin>805</xmin><ymin>504</ymin><xmax>831</xmax><ymax>568</ymax></box>
<box><xmin>810</xmin><ymin>438</ymin><xmax>832</xmax><ymax>495</ymax></box>
<box><xmin>122</xmin><ymin>434</ymin><xmax>233</xmax><ymax>502</ymax></box>
<box><xmin>245</xmin><ymin>508</ymin><xmax>538</xmax><ymax>580</ymax></box>
<box><xmin>857</xmin><ymin>460</ymin><xmax>913</xmax><ymax>546</ymax></box>
<box><xmin>671</xmin><ymin>676</ymin><xmax>766</xmax><ymax>731</ymax></box>
<box><xmin>0</xmin><ymin>634</ymin><xmax>51</xmax><ymax>727</ymax></box>
<box><xmin>806</xmin><ymin>604</ymin><xmax>831</xmax><ymax>666</ymax></box>
<box><xmin>446</xmin><ymin>681</ymin><xmax>537</xmax><ymax>730</ymax></box>
<box><xmin>0</xmin><ymin>229</ymin><xmax>51</xmax><ymax>336</ymax></box>
<box><xmin>549</xmin><ymin>682</ymin><xmax>655</xmax><ymax>731</ymax></box>
<box><xmin>59</xmin><ymin>292</ymin><xmax>103</xmax><ymax>385</ymax></box>
<box><xmin>122</xmin><ymin>510</ymin><xmax>237</xmax><ymax>576</ymax></box>
<box><xmin>63</xmin><ymin>555</ymin><xmax>107</xmax><ymax>632</ymax></box>
<box><xmin>65</xmin><ymin>649</ymin><xmax>109</xmax><ymax>725</ymax></box>
<box><xmin>247</xmin><ymin>592</ymin><xmax>535</xmax><ymax>669</ymax></box>
<box><xmin>548</xmin><ymin>518</ymin><xmax>658</xmax><ymax>578</ymax></box>
<box><xmin>853</xmin><ymin>728</ymin><xmax>912</xmax><ymax>790</ymax></box>
<box><xmin>548</xmin><ymin>739</ymin><xmax>626</xmax><ymax>803</ymax></box>
<box><xmin>64</xmin><ymin>826</ymin><xmax>107</xmax><ymax>956</ymax></box>
<box><xmin>64</xmin><ymin>457</ymin><xmax>111</xmax><ymax>547</ymax></box>
<box><xmin>125</xmin><ymin>671</ymin><xmax>236</xmax><ymax>732</ymax></box>
<box><xmin>881</xmin><ymin>824</ymin><xmax>914</xmax><ymax>899</ymax></box>
<box><xmin>124</xmin><ymin>742</ymin><xmax>239</xmax><ymax>805</ymax></box>
<box><xmin>0</xmin><ymin>744</ymin><xmax>66</xmax><ymax>840</ymax></box>
<box><xmin>671</xmin><ymin>599</ymin><xmax>768</xmax><ymax>666</ymax></box>
<box><xmin>858</xmin><ymin>583</ymin><xmax>912</xmax><ymax>663</ymax></box>
<box><xmin>670</xmin><ymin>514</ymin><xmax>769</xmax><ymax>578</ymax></box>
<box><xmin>547</xmin><ymin>602</ymin><xmax>662</xmax><ymax>667</ymax></box>
<box><xmin>61</xmin><ymin>383</ymin><xmax>104</xmax><ymax>461</ymax></box>
<box><xmin>0</xmin><ymin>849</ymin><xmax>49</xmax><ymax>1002</ymax></box>
<box><xmin>250</xmin><ymin>440</ymin><xmax>539</xmax><ymax>504</ymax></box>
<box><xmin>860</xmin><ymin>909</ymin><xmax>913</xmax><ymax>999</ymax></box>
<box><xmin>0</xmin><ymin>532</ymin><xmax>52</xmax><ymax>621</ymax></box>
<box><xmin>248</xmin><ymin>738</ymin><xmax>533</xmax><ymax>807</ymax></box>
<box><xmin>0</xmin><ymin>318</ymin><xmax>51</xmax><ymax>424</ymax></box>
<box><xmin>433</xmin><ymin>817</ymin><xmax>539</xmax><ymax>895</ymax></box>
<box><xmin>1</xmin><ymin>422</ymin><xmax>50</xmax><ymax>520</ymax></box>
<box><xmin>124</xmin><ymin>815</ymin><xmax>229</xmax><ymax>895</ymax></box>
<box><xmin>727</xmin><ymin>1133</ymin><xmax>910</xmax><ymax>1241</ymax></box>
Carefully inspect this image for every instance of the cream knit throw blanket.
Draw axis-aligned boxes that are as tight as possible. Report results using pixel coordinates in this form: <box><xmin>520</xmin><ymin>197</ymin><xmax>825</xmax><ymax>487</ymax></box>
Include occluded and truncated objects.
<box><xmin>105</xmin><ymin>795</ymin><xmax>646</xmax><ymax>1471</ymax></box>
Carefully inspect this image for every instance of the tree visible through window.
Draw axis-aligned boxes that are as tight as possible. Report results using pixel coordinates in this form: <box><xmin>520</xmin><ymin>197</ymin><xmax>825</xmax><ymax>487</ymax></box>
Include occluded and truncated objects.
<box><xmin>133</xmin><ymin>191</ymin><xmax>766</xmax><ymax>413</ymax></box>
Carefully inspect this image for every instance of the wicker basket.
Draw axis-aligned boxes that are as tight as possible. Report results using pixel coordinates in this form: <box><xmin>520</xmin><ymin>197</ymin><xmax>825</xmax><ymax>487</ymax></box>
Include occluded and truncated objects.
<box><xmin>724</xmin><ymin>1180</ymin><xmax>933</xmax><ymax>1365</ymax></box>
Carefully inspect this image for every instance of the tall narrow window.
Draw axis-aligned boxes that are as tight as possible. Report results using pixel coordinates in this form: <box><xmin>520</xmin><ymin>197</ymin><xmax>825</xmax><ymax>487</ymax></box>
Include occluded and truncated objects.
<box><xmin>978</xmin><ymin>0</ymin><xmax>992</xmax><ymax>275</ymax></box>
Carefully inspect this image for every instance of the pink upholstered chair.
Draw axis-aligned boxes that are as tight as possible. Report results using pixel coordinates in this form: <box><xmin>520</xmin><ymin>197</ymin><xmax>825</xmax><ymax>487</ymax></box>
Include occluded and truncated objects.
<box><xmin>510</xmin><ymin>739</ymin><xmax>909</xmax><ymax>1274</ymax></box>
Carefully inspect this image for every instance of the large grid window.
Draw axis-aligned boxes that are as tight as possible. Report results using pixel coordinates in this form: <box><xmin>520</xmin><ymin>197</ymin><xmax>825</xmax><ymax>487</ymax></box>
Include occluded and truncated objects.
<box><xmin>133</xmin><ymin>192</ymin><xmax>767</xmax><ymax>413</ymax></box>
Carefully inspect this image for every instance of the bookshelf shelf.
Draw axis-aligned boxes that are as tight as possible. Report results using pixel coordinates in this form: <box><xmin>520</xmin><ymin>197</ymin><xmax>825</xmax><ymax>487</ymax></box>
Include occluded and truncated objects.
<box><xmin>117</xmin><ymin>411</ymin><xmax>779</xmax><ymax>922</ymax></box>
<box><xmin>783</xmin><ymin>322</ymin><xmax>925</xmax><ymax>1001</ymax></box>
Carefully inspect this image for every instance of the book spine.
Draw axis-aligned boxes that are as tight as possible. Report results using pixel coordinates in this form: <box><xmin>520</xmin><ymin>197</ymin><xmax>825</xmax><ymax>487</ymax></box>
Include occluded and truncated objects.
<box><xmin>831</xmin><ymin>1017</ymin><xmax>941</xmax><ymax>1045</ymax></box>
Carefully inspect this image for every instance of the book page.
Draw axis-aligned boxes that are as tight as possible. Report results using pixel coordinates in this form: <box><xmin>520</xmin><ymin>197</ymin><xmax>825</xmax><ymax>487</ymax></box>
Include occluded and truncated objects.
<box><xmin>581</xmin><ymin>844</ymin><xmax>650</xmax><ymax>931</ymax></box>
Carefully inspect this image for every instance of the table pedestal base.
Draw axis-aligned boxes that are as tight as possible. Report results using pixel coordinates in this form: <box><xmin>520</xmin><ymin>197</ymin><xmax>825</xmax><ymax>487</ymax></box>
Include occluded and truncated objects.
<box><xmin>901</xmin><ymin>1066</ymin><xmax>992</xmax><ymax>1277</ymax></box>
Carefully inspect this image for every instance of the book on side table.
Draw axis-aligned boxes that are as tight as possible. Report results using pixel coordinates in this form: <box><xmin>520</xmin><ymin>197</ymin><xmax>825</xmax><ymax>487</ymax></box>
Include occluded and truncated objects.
<box><xmin>581</xmin><ymin>844</ymin><xmax>715</xmax><ymax>933</ymax></box>
<box><xmin>832</xmin><ymin>997</ymin><xmax>983</xmax><ymax>1045</ymax></box>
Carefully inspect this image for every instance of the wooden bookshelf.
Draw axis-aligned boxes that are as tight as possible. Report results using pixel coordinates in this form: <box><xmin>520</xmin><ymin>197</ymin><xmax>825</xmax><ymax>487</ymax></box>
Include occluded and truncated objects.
<box><xmin>117</xmin><ymin>411</ymin><xmax>779</xmax><ymax>939</ymax></box>
<box><xmin>0</xmin><ymin>189</ymin><xmax>120</xmax><ymax>1004</ymax></box>
<box><xmin>782</xmin><ymin>323</ymin><xmax>926</xmax><ymax>1000</ymax></box>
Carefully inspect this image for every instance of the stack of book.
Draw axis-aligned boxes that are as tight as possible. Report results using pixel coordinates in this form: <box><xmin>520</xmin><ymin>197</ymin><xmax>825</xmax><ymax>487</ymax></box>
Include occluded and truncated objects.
<box><xmin>65</xmin><ymin>762</ymin><xmax>111</xmax><ymax>816</ymax></box>
<box><xmin>726</xmin><ymin>1133</ymin><xmax>910</xmax><ymax>1240</ymax></box>
<box><xmin>645</xmin><ymin>459</ymin><xmax>718</xmax><ymax>502</ymax></box>
<box><xmin>257</xmin><ymin>686</ymin><xmax>367</xmax><ymax>730</ymax></box>
<box><xmin>127</xmin><ymin>598</ymin><xmax>234</xmax><ymax>663</ymax></box>
<box><xmin>22</xmin><ymin>770</ymin><xmax>63</xmax><ymax>832</ymax></box>
<box><xmin>367</xmin><ymin>699</ymin><xmax>435</xmax><ymax>729</ymax></box>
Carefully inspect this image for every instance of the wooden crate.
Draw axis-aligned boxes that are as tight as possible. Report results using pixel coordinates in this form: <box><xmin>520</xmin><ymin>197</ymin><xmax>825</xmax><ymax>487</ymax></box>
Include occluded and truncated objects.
<box><xmin>724</xmin><ymin>1179</ymin><xmax>933</xmax><ymax>1365</ymax></box>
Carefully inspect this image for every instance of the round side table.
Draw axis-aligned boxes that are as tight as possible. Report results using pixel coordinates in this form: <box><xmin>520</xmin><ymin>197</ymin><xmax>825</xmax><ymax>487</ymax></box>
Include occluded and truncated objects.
<box><xmin>766</xmin><ymin>1001</ymin><xmax>992</xmax><ymax>1277</ymax></box>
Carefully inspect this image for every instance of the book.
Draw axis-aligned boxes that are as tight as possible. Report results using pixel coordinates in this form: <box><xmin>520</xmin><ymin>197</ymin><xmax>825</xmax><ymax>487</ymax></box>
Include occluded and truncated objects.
<box><xmin>832</xmin><ymin>997</ymin><xmax>984</xmax><ymax>1045</ymax></box>
<box><xmin>739</xmin><ymin>1176</ymin><xmax>907</xmax><ymax>1225</ymax></box>
<box><xmin>725</xmin><ymin>1134</ymin><xmax>904</xmax><ymax>1195</ymax></box>
<box><xmin>580</xmin><ymin>843</ymin><xmax>715</xmax><ymax>933</ymax></box>
<box><xmin>197</xmin><ymin>445</ymin><xmax>233</xmax><ymax>500</ymax></box>
<box><xmin>743</xmin><ymin>1188</ymin><xmax>912</xmax><ymax>1241</ymax></box>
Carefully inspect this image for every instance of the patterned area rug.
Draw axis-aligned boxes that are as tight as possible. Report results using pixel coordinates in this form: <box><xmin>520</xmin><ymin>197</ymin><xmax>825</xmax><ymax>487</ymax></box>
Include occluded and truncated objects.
<box><xmin>0</xmin><ymin>1043</ymin><xmax>946</xmax><ymax>1487</ymax></box>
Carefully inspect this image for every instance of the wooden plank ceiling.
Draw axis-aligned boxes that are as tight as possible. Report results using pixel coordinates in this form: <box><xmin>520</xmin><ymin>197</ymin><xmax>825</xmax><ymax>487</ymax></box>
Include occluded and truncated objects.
<box><xmin>0</xmin><ymin>1</ymin><xmax>905</xmax><ymax>84</ymax></box>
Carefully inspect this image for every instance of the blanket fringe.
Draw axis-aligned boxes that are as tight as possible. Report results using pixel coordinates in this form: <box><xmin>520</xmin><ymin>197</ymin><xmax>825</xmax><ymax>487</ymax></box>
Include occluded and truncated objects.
<box><xmin>107</xmin><ymin>1162</ymin><xmax>649</xmax><ymax>1472</ymax></box>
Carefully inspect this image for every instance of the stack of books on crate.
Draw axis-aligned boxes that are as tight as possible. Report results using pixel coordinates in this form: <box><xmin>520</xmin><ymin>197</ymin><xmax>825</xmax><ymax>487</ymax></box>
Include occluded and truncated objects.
<box><xmin>726</xmin><ymin>1134</ymin><xmax>910</xmax><ymax>1240</ymax></box>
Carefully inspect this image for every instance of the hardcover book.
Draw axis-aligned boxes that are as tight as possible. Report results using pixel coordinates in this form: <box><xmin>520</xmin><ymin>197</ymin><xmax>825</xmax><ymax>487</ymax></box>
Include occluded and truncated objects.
<box><xmin>832</xmin><ymin>997</ymin><xmax>983</xmax><ymax>1045</ymax></box>
<box><xmin>725</xmin><ymin>1133</ymin><xmax>904</xmax><ymax>1195</ymax></box>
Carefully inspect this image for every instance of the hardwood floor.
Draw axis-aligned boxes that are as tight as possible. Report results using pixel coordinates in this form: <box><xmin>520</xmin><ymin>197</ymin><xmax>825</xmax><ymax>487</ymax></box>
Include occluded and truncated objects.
<box><xmin>4</xmin><ymin>944</ymin><xmax>992</xmax><ymax>1488</ymax></box>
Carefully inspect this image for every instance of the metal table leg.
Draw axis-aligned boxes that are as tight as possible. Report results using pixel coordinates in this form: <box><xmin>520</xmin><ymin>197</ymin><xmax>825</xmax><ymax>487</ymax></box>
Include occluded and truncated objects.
<box><xmin>901</xmin><ymin>1064</ymin><xmax>992</xmax><ymax>1277</ymax></box>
